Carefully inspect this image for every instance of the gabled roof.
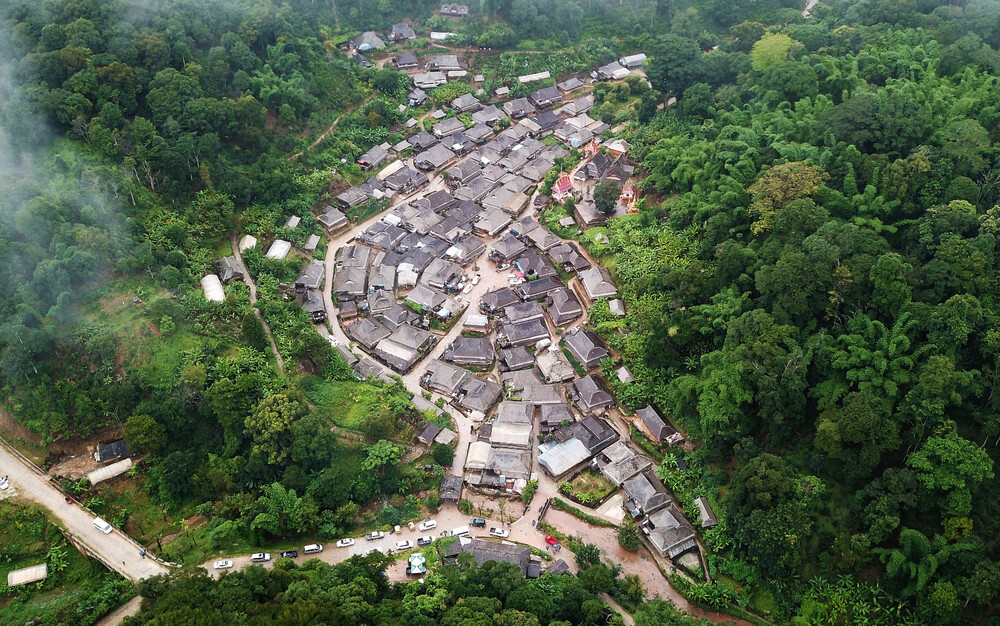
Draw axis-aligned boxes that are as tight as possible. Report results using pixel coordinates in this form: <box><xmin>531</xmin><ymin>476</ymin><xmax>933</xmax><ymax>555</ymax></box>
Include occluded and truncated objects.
<box><xmin>217</xmin><ymin>256</ymin><xmax>243</xmax><ymax>283</ymax></box>
<box><xmin>395</xmin><ymin>50</ymin><xmax>419</xmax><ymax>67</ymax></box>
<box><xmin>445</xmin><ymin>336</ymin><xmax>495</xmax><ymax>366</ymax></box>
<box><xmin>498</xmin><ymin>318</ymin><xmax>549</xmax><ymax>347</ymax></box>
<box><xmin>480</xmin><ymin>287</ymin><xmax>521</xmax><ymax>313</ymax></box>
<box><xmin>346</xmin><ymin>317</ymin><xmax>391</xmax><ymax>349</ymax></box>
<box><xmin>546</xmin><ymin>288</ymin><xmax>583</xmax><ymax>326</ymax></box>
<box><xmin>636</xmin><ymin>405</ymin><xmax>679</xmax><ymax>443</ymax></box>
<box><xmin>423</xmin><ymin>360</ymin><xmax>471</xmax><ymax>395</ymax></box>
<box><xmin>623</xmin><ymin>468</ymin><xmax>672</xmax><ymax>515</ymax></box>
<box><xmin>524</xmin><ymin>227</ymin><xmax>562</xmax><ymax>252</ymax></box>
<box><xmin>503</xmin><ymin>300</ymin><xmax>545</xmax><ymax>324</ymax></box>
<box><xmin>563</xmin><ymin>330</ymin><xmax>610</xmax><ymax>370</ymax></box>
<box><xmin>434</xmin><ymin>116</ymin><xmax>467</xmax><ymax>137</ymax></box>
<box><xmin>389</xmin><ymin>23</ymin><xmax>416</xmax><ymax>40</ymax></box>
<box><xmin>571</xmin><ymin>375</ymin><xmax>614</xmax><ymax>413</ymax></box>
<box><xmin>415</xmin><ymin>144</ymin><xmax>456</xmax><ymax>170</ymax></box>
<box><xmin>472</xmin><ymin>105</ymin><xmax>504</xmax><ymax>126</ymax></box>
<box><xmin>695</xmin><ymin>496</ymin><xmax>719</xmax><ymax>528</ymax></box>
<box><xmin>457</xmin><ymin>539</ymin><xmax>531</xmax><ymax>575</ymax></box>
<box><xmin>500</xmin><ymin>346</ymin><xmax>534</xmax><ymax>371</ymax></box>
<box><xmin>441</xmin><ymin>474</ymin><xmax>463</xmax><ymax>501</ymax></box>
<box><xmin>295</xmin><ymin>259</ymin><xmax>325</xmax><ymax>291</ymax></box>
<box><xmin>451</xmin><ymin>93</ymin><xmax>482</xmax><ymax>112</ymax></box>
<box><xmin>579</xmin><ymin>266</ymin><xmax>618</xmax><ymax>300</ymax></box>
<box><xmin>458</xmin><ymin>376</ymin><xmax>503</xmax><ymax>413</ymax></box>
<box><xmin>515</xmin><ymin>275</ymin><xmax>563</xmax><ymax>300</ymax></box>
<box><xmin>535</xmin><ymin>349</ymin><xmax>575</xmax><ymax>383</ymax></box>
<box><xmin>357</xmin><ymin>31</ymin><xmax>385</xmax><ymax>50</ymax></box>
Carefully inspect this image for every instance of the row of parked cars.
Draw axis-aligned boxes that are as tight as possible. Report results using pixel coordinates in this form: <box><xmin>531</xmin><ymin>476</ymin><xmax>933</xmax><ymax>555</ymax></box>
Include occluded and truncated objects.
<box><xmin>213</xmin><ymin>518</ymin><xmax>500</xmax><ymax>569</ymax></box>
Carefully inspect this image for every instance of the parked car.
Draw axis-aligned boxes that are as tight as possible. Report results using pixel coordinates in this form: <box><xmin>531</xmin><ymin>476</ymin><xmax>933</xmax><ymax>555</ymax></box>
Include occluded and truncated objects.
<box><xmin>250</xmin><ymin>553</ymin><xmax>271</xmax><ymax>562</ymax></box>
<box><xmin>497</xmin><ymin>263</ymin><xmax>510</xmax><ymax>271</ymax></box>
<box><xmin>364</xmin><ymin>548</ymin><xmax>381</xmax><ymax>556</ymax></box>
<box><xmin>213</xmin><ymin>560</ymin><xmax>233</xmax><ymax>569</ymax></box>
<box><xmin>336</xmin><ymin>538</ymin><xmax>355</xmax><ymax>548</ymax></box>
<box><xmin>489</xmin><ymin>527</ymin><xmax>509</xmax><ymax>538</ymax></box>
<box><xmin>417</xmin><ymin>536</ymin><xmax>435</xmax><ymax>546</ymax></box>
<box><xmin>417</xmin><ymin>519</ymin><xmax>437</xmax><ymax>531</ymax></box>
<box><xmin>326</xmin><ymin>335</ymin><xmax>339</xmax><ymax>347</ymax></box>
<box><xmin>463</xmin><ymin>284</ymin><xmax>473</xmax><ymax>294</ymax></box>
<box><xmin>394</xmin><ymin>540</ymin><xmax>413</xmax><ymax>550</ymax></box>
<box><xmin>470</xmin><ymin>518</ymin><xmax>487</xmax><ymax>527</ymax></box>
<box><xmin>279</xmin><ymin>550</ymin><xmax>298</xmax><ymax>559</ymax></box>
<box><xmin>0</xmin><ymin>476</ymin><xmax>8</xmax><ymax>490</ymax></box>
<box><xmin>545</xmin><ymin>535</ymin><xmax>558</xmax><ymax>545</ymax></box>
<box><xmin>472</xmin><ymin>274</ymin><xmax>481</xmax><ymax>285</ymax></box>
<box><xmin>366</xmin><ymin>531</ymin><xmax>385</xmax><ymax>541</ymax></box>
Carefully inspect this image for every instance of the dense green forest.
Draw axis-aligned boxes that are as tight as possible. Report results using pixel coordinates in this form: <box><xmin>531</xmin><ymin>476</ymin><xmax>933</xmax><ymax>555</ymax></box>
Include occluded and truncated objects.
<box><xmin>4</xmin><ymin>0</ymin><xmax>1000</xmax><ymax>623</ymax></box>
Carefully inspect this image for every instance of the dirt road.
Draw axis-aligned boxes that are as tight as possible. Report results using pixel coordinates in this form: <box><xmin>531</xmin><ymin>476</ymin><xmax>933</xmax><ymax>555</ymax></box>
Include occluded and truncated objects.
<box><xmin>0</xmin><ymin>439</ymin><xmax>167</xmax><ymax>582</ymax></box>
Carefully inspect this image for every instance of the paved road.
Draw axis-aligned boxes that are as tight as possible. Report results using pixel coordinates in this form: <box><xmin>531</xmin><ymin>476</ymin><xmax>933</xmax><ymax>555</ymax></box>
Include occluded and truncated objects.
<box><xmin>0</xmin><ymin>440</ymin><xmax>167</xmax><ymax>581</ymax></box>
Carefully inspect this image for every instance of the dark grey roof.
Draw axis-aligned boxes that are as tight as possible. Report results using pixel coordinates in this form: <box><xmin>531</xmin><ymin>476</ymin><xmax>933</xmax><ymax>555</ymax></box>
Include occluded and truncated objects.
<box><xmin>395</xmin><ymin>51</ymin><xmax>419</xmax><ymax>67</ymax></box>
<box><xmin>318</xmin><ymin>206</ymin><xmax>349</xmax><ymax>230</ymax></box>
<box><xmin>563</xmin><ymin>330</ymin><xmax>610</xmax><ymax>370</ymax></box>
<box><xmin>515</xmin><ymin>276</ymin><xmax>564</xmax><ymax>301</ymax></box>
<box><xmin>503</xmin><ymin>300</ymin><xmax>545</xmax><ymax>324</ymax></box>
<box><xmin>445</xmin><ymin>336</ymin><xmax>495</xmax><ymax>366</ymax></box>
<box><xmin>217</xmin><ymin>256</ymin><xmax>243</xmax><ymax>283</ymax></box>
<box><xmin>546</xmin><ymin>559</ymin><xmax>570</xmax><ymax>575</ymax></box>
<box><xmin>514</xmin><ymin>253</ymin><xmax>557</xmax><ymax>280</ymax></box>
<box><xmin>571</xmin><ymin>375</ymin><xmax>615</xmax><ymax>413</ymax></box>
<box><xmin>459</xmin><ymin>539</ymin><xmax>531</xmax><ymax>575</ymax></box>
<box><xmin>95</xmin><ymin>439</ymin><xmax>128</xmax><ymax>462</ymax></box>
<box><xmin>636</xmin><ymin>405</ymin><xmax>678</xmax><ymax>443</ymax></box>
<box><xmin>546</xmin><ymin>288</ymin><xmax>583</xmax><ymax>326</ymax></box>
<box><xmin>480</xmin><ymin>287</ymin><xmax>521</xmax><ymax>313</ymax></box>
<box><xmin>498</xmin><ymin>318</ymin><xmax>549</xmax><ymax>347</ymax></box>
<box><xmin>622</xmin><ymin>469</ymin><xmax>671</xmax><ymax>515</ymax></box>
<box><xmin>441</xmin><ymin>474</ymin><xmax>463</xmax><ymax>501</ymax></box>
<box><xmin>416</xmin><ymin>422</ymin><xmax>442</xmax><ymax>444</ymax></box>
<box><xmin>529</xmin><ymin>85</ymin><xmax>562</xmax><ymax>107</ymax></box>
<box><xmin>346</xmin><ymin>317</ymin><xmax>391</xmax><ymax>349</ymax></box>
<box><xmin>556</xmin><ymin>414</ymin><xmax>618</xmax><ymax>453</ymax></box>
<box><xmin>500</xmin><ymin>346</ymin><xmax>534</xmax><ymax>371</ymax></box>
<box><xmin>295</xmin><ymin>259</ymin><xmax>325</xmax><ymax>291</ymax></box>
<box><xmin>415</xmin><ymin>144</ymin><xmax>456</xmax><ymax>170</ymax></box>
<box><xmin>458</xmin><ymin>376</ymin><xmax>503</xmax><ymax>414</ymax></box>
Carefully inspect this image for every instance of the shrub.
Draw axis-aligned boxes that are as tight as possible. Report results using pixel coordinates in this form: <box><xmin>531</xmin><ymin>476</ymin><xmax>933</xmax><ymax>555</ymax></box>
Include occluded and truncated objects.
<box><xmin>618</xmin><ymin>523</ymin><xmax>640</xmax><ymax>552</ymax></box>
<box><xmin>458</xmin><ymin>499</ymin><xmax>473</xmax><ymax>514</ymax></box>
<box><xmin>433</xmin><ymin>444</ymin><xmax>455</xmax><ymax>467</ymax></box>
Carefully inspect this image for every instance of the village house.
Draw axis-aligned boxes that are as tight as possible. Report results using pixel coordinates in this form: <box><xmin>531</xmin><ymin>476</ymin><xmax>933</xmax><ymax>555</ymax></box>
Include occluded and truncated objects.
<box><xmin>579</xmin><ymin>266</ymin><xmax>619</xmax><ymax>301</ymax></box>
<box><xmin>356</xmin><ymin>31</ymin><xmax>385</xmax><ymax>51</ymax></box>
<box><xmin>388</xmin><ymin>23</ymin><xmax>416</xmax><ymax>42</ymax></box>
<box><xmin>444</xmin><ymin>336</ymin><xmax>495</xmax><ymax>367</ymax></box>
<box><xmin>216</xmin><ymin>256</ymin><xmax>243</xmax><ymax>284</ymax></box>
<box><xmin>570</xmin><ymin>374</ymin><xmax>615</xmax><ymax>413</ymax></box>
<box><xmin>636</xmin><ymin>405</ymin><xmax>685</xmax><ymax>445</ymax></box>
<box><xmin>451</xmin><ymin>93</ymin><xmax>481</xmax><ymax>113</ymax></box>
<box><xmin>426</xmin><ymin>54</ymin><xmax>462</xmax><ymax>72</ymax></box>
<box><xmin>529</xmin><ymin>85</ymin><xmax>562</xmax><ymax>109</ymax></box>
<box><xmin>394</xmin><ymin>50</ymin><xmax>419</xmax><ymax>70</ymax></box>
<box><xmin>294</xmin><ymin>259</ymin><xmax>325</xmax><ymax>292</ymax></box>
<box><xmin>546</xmin><ymin>288</ymin><xmax>583</xmax><ymax>326</ymax></box>
<box><xmin>563</xmin><ymin>329</ymin><xmax>610</xmax><ymax>370</ymax></box>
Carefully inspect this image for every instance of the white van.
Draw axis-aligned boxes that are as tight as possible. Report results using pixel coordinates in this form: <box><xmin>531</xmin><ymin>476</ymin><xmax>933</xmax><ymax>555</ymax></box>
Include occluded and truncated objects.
<box><xmin>303</xmin><ymin>544</ymin><xmax>323</xmax><ymax>554</ymax></box>
<box><xmin>450</xmin><ymin>525</ymin><xmax>470</xmax><ymax>537</ymax></box>
<box><xmin>93</xmin><ymin>518</ymin><xmax>113</xmax><ymax>534</ymax></box>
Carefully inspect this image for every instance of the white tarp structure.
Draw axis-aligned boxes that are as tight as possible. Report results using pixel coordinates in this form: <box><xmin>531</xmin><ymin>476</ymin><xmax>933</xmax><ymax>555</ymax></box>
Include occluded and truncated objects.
<box><xmin>201</xmin><ymin>275</ymin><xmax>225</xmax><ymax>302</ymax></box>
<box><xmin>238</xmin><ymin>234</ymin><xmax>258</xmax><ymax>252</ymax></box>
<box><xmin>7</xmin><ymin>564</ymin><xmax>47</xmax><ymax>587</ymax></box>
<box><xmin>465</xmin><ymin>441</ymin><xmax>491</xmax><ymax>470</ymax></box>
<box><xmin>265</xmin><ymin>239</ymin><xmax>292</xmax><ymax>259</ymax></box>
<box><xmin>518</xmin><ymin>71</ymin><xmax>551</xmax><ymax>84</ymax></box>
<box><xmin>87</xmin><ymin>458</ymin><xmax>133</xmax><ymax>485</ymax></box>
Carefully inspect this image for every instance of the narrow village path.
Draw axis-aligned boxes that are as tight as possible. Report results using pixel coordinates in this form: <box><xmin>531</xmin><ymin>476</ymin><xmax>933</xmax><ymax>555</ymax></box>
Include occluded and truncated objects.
<box><xmin>229</xmin><ymin>233</ymin><xmax>286</xmax><ymax>375</ymax></box>
<box><xmin>288</xmin><ymin>95</ymin><xmax>376</xmax><ymax>162</ymax></box>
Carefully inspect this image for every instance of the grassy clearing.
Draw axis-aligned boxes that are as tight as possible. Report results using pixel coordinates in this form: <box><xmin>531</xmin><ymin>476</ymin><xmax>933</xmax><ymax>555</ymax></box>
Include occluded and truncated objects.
<box><xmin>91</xmin><ymin>474</ymin><xmax>196</xmax><ymax>550</ymax></box>
<box><xmin>301</xmin><ymin>378</ymin><xmax>384</xmax><ymax>430</ymax></box>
